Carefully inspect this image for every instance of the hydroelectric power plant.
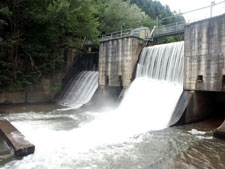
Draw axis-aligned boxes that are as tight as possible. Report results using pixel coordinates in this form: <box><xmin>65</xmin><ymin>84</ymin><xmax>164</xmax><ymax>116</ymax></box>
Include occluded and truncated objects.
<box><xmin>0</xmin><ymin>12</ymin><xmax>225</xmax><ymax>169</ymax></box>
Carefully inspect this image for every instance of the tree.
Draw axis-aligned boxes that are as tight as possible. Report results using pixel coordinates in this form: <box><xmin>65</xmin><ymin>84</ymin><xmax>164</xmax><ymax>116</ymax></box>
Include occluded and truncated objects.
<box><xmin>129</xmin><ymin>0</ymin><xmax>185</xmax><ymax>25</ymax></box>
<box><xmin>0</xmin><ymin>0</ymin><xmax>100</xmax><ymax>90</ymax></box>
<box><xmin>101</xmin><ymin>0</ymin><xmax>151</xmax><ymax>33</ymax></box>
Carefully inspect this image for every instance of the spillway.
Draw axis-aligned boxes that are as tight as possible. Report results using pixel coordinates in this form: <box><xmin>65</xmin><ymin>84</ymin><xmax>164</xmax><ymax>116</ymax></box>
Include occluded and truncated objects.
<box><xmin>0</xmin><ymin>42</ymin><xmax>186</xmax><ymax>169</ymax></box>
<box><xmin>118</xmin><ymin>41</ymin><xmax>184</xmax><ymax>130</ymax></box>
<box><xmin>57</xmin><ymin>71</ymin><xmax>98</xmax><ymax>108</ymax></box>
<box><xmin>136</xmin><ymin>41</ymin><xmax>184</xmax><ymax>83</ymax></box>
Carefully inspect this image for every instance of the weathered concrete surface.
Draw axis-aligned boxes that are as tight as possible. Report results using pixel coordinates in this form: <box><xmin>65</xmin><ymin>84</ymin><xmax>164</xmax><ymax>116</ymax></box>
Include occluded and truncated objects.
<box><xmin>0</xmin><ymin>73</ymin><xmax>64</xmax><ymax>104</ymax></box>
<box><xmin>99</xmin><ymin>36</ymin><xmax>145</xmax><ymax>87</ymax></box>
<box><xmin>168</xmin><ymin>91</ymin><xmax>194</xmax><ymax>126</ymax></box>
<box><xmin>214</xmin><ymin>120</ymin><xmax>225</xmax><ymax>139</ymax></box>
<box><xmin>0</xmin><ymin>92</ymin><xmax>26</xmax><ymax>104</ymax></box>
<box><xmin>183</xmin><ymin>91</ymin><xmax>215</xmax><ymax>123</ymax></box>
<box><xmin>179</xmin><ymin>91</ymin><xmax>225</xmax><ymax>124</ymax></box>
<box><xmin>184</xmin><ymin>14</ymin><xmax>225</xmax><ymax>91</ymax></box>
<box><xmin>88</xmin><ymin>86</ymin><xmax>122</xmax><ymax>108</ymax></box>
<box><xmin>0</xmin><ymin>119</ymin><xmax>35</xmax><ymax>157</ymax></box>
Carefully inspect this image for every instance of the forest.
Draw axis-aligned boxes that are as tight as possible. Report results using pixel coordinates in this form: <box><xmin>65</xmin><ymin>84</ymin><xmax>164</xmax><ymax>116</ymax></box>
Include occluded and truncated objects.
<box><xmin>0</xmin><ymin>0</ymin><xmax>184</xmax><ymax>91</ymax></box>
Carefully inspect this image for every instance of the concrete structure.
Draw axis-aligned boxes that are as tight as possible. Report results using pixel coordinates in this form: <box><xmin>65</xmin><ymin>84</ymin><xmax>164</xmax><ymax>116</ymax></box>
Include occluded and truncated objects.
<box><xmin>0</xmin><ymin>119</ymin><xmax>35</xmax><ymax>157</ymax></box>
<box><xmin>184</xmin><ymin>14</ymin><xmax>225</xmax><ymax>91</ymax></box>
<box><xmin>169</xmin><ymin>91</ymin><xmax>221</xmax><ymax>125</ymax></box>
<box><xmin>179</xmin><ymin>14</ymin><xmax>225</xmax><ymax>132</ymax></box>
<box><xmin>167</xmin><ymin>14</ymin><xmax>225</xmax><ymax>126</ymax></box>
<box><xmin>90</xmin><ymin>36</ymin><xmax>145</xmax><ymax>106</ymax></box>
<box><xmin>168</xmin><ymin>91</ymin><xmax>194</xmax><ymax>126</ymax></box>
<box><xmin>0</xmin><ymin>47</ymin><xmax>76</xmax><ymax>105</ymax></box>
<box><xmin>0</xmin><ymin>73</ymin><xmax>64</xmax><ymax>104</ymax></box>
<box><xmin>214</xmin><ymin>120</ymin><xmax>225</xmax><ymax>139</ymax></box>
<box><xmin>99</xmin><ymin>37</ymin><xmax>145</xmax><ymax>87</ymax></box>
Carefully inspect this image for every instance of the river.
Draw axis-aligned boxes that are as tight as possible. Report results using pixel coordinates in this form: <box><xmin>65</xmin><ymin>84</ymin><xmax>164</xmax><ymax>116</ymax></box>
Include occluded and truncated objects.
<box><xmin>0</xmin><ymin>104</ymin><xmax>224</xmax><ymax>169</ymax></box>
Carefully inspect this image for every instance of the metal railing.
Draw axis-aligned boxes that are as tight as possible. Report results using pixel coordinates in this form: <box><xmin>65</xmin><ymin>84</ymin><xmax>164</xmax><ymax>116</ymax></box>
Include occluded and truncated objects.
<box><xmin>100</xmin><ymin>28</ymin><xmax>133</xmax><ymax>41</ymax></box>
<box><xmin>100</xmin><ymin>0</ymin><xmax>225</xmax><ymax>41</ymax></box>
<box><xmin>100</xmin><ymin>22</ymin><xmax>186</xmax><ymax>41</ymax></box>
<box><xmin>153</xmin><ymin>21</ymin><xmax>186</xmax><ymax>38</ymax></box>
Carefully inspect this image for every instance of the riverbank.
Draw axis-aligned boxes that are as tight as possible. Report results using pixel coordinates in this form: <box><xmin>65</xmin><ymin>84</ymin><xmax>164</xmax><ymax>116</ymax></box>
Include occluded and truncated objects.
<box><xmin>0</xmin><ymin>73</ymin><xmax>64</xmax><ymax>105</ymax></box>
<box><xmin>0</xmin><ymin>103</ymin><xmax>64</xmax><ymax>114</ymax></box>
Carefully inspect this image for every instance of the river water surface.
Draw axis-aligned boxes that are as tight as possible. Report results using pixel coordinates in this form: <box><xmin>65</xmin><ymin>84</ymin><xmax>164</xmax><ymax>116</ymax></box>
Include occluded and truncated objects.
<box><xmin>0</xmin><ymin>104</ymin><xmax>225</xmax><ymax>169</ymax></box>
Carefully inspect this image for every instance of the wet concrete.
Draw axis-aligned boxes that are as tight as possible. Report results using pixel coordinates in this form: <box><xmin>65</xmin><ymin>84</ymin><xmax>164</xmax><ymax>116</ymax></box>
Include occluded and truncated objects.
<box><xmin>213</xmin><ymin>120</ymin><xmax>225</xmax><ymax>139</ymax></box>
<box><xmin>0</xmin><ymin>119</ymin><xmax>35</xmax><ymax>157</ymax></box>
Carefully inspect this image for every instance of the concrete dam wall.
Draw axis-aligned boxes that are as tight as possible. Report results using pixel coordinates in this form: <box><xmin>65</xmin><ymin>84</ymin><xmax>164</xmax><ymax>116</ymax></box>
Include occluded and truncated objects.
<box><xmin>184</xmin><ymin>14</ymin><xmax>225</xmax><ymax>92</ymax></box>
<box><xmin>90</xmin><ymin>37</ymin><xmax>145</xmax><ymax>106</ymax></box>
<box><xmin>95</xmin><ymin>14</ymin><xmax>225</xmax><ymax>126</ymax></box>
<box><xmin>182</xmin><ymin>14</ymin><xmax>225</xmax><ymax>124</ymax></box>
<box><xmin>99</xmin><ymin>37</ymin><xmax>145</xmax><ymax>87</ymax></box>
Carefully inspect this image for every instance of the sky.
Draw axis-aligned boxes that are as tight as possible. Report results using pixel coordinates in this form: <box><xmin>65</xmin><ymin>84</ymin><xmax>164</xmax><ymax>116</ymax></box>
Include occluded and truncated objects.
<box><xmin>158</xmin><ymin>0</ymin><xmax>225</xmax><ymax>22</ymax></box>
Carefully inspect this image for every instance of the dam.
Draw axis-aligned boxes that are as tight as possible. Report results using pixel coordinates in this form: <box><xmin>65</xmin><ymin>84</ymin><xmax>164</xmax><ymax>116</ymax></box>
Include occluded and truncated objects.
<box><xmin>97</xmin><ymin>13</ymin><xmax>225</xmax><ymax>126</ymax></box>
<box><xmin>0</xmin><ymin>11</ymin><xmax>225</xmax><ymax>169</ymax></box>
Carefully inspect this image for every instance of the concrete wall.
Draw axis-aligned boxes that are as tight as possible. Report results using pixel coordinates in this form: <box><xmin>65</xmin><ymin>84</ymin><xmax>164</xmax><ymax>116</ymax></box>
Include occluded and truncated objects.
<box><xmin>184</xmin><ymin>14</ymin><xmax>225</xmax><ymax>91</ymax></box>
<box><xmin>0</xmin><ymin>47</ymin><xmax>78</xmax><ymax>104</ymax></box>
<box><xmin>99</xmin><ymin>37</ymin><xmax>145</xmax><ymax>87</ymax></box>
<box><xmin>183</xmin><ymin>91</ymin><xmax>214</xmax><ymax>123</ymax></box>
<box><xmin>0</xmin><ymin>73</ymin><xmax>64</xmax><ymax>104</ymax></box>
<box><xmin>181</xmin><ymin>91</ymin><xmax>225</xmax><ymax>124</ymax></box>
<box><xmin>180</xmin><ymin>14</ymin><xmax>225</xmax><ymax>124</ymax></box>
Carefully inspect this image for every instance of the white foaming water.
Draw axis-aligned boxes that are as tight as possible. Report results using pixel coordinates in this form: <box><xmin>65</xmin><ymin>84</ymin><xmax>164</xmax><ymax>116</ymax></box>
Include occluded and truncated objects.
<box><xmin>57</xmin><ymin>71</ymin><xmax>98</xmax><ymax>108</ymax></box>
<box><xmin>118</xmin><ymin>78</ymin><xmax>183</xmax><ymax>131</ymax></box>
<box><xmin>125</xmin><ymin>41</ymin><xmax>185</xmax><ymax>129</ymax></box>
<box><xmin>1</xmin><ymin>42</ymin><xmax>184</xmax><ymax>169</ymax></box>
<box><xmin>136</xmin><ymin>41</ymin><xmax>184</xmax><ymax>83</ymax></box>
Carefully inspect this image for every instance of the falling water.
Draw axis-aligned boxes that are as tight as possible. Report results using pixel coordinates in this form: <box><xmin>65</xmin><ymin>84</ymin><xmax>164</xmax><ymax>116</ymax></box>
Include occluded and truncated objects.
<box><xmin>136</xmin><ymin>41</ymin><xmax>184</xmax><ymax>83</ymax></box>
<box><xmin>57</xmin><ymin>71</ymin><xmax>98</xmax><ymax>108</ymax></box>
<box><xmin>0</xmin><ymin>42</ymin><xmax>186</xmax><ymax>169</ymax></box>
<box><xmin>118</xmin><ymin>41</ymin><xmax>184</xmax><ymax>130</ymax></box>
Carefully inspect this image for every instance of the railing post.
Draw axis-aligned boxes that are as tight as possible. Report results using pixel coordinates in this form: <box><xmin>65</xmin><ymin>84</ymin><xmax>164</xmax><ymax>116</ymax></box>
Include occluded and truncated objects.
<box><xmin>156</xmin><ymin>16</ymin><xmax>159</xmax><ymax>28</ymax></box>
<box><xmin>176</xmin><ymin>22</ymin><xmax>177</xmax><ymax>33</ymax></box>
<box><xmin>210</xmin><ymin>1</ymin><xmax>215</xmax><ymax>18</ymax></box>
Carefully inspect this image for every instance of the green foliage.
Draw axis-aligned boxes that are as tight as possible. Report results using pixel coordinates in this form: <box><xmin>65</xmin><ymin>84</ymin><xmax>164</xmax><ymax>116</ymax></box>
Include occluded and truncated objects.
<box><xmin>100</xmin><ymin>0</ymin><xmax>152</xmax><ymax>33</ymax></box>
<box><xmin>157</xmin><ymin>34</ymin><xmax>184</xmax><ymax>44</ymax></box>
<box><xmin>0</xmin><ymin>0</ymin><xmax>100</xmax><ymax>91</ymax></box>
<box><xmin>129</xmin><ymin>0</ymin><xmax>184</xmax><ymax>25</ymax></box>
<box><xmin>50</xmin><ymin>84</ymin><xmax>61</xmax><ymax>95</ymax></box>
<box><xmin>129</xmin><ymin>0</ymin><xmax>170</xmax><ymax>19</ymax></box>
<box><xmin>0</xmin><ymin>0</ymin><xmax>184</xmax><ymax>91</ymax></box>
<box><xmin>129</xmin><ymin>0</ymin><xmax>185</xmax><ymax>43</ymax></box>
<box><xmin>100</xmin><ymin>0</ymin><xmax>185</xmax><ymax>35</ymax></box>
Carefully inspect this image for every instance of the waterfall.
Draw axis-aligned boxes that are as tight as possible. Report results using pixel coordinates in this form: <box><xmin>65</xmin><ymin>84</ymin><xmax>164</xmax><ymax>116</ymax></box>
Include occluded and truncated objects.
<box><xmin>118</xmin><ymin>41</ymin><xmax>184</xmax><ymax>130</ymax></box>
<box><xmin>0</xmin><ymin>42</ymin><xmax>185</xmax><ymax>169</ymax></box>
<box><xmin>58</xmin><ymin>71</ymin><xmax>98</xmax><ymax>108</ymax></box>
<box><xmin>136</xmin><ymin>41</ymin><xmax>184</xmax><ymax>83</ymax></box>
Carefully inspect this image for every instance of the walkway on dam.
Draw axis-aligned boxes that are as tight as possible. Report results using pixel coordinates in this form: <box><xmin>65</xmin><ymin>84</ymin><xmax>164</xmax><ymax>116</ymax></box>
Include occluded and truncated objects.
<box><xmin>100</xmin><ymin>0</ymin><xmax>225</xmax><ymax>41</ymax></box>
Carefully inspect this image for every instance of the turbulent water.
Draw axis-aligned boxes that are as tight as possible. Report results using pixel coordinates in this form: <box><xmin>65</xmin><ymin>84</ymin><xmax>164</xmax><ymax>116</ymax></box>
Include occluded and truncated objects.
<box><xmin>0</xmin><ymin>108</ymin><xmax>225</xmax><ymax>169</ymax></box>
<box><xmin>119</xmin><ymin>41</ymin><xmax>184</xmax><ymax>130</ymax></box>
<box><xmin>57</xmin><ymin>71</ymin><xmax>98</xmax><ymax>108</ymax></box>
<box><xmin>2</xmin><ymin>41</ymin><xmax>218</xmax><ymax>169</ymax></box>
